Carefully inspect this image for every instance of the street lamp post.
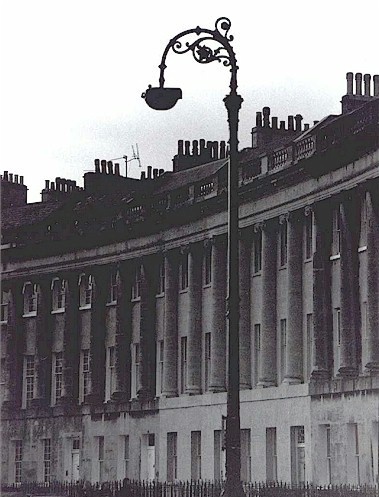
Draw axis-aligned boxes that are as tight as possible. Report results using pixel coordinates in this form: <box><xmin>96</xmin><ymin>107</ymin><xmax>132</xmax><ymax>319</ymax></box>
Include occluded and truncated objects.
<box><xmin>142</xmin><ymin>17</ymin><xmax>245</xmax><ymax>497</ymax></box>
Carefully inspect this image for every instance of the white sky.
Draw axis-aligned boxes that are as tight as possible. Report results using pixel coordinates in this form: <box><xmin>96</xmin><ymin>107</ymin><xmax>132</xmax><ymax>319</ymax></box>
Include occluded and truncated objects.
<box><xmin>1</xmin><ymin>0</ymin><xmax>378</xmax><ymax>202</ymax></box>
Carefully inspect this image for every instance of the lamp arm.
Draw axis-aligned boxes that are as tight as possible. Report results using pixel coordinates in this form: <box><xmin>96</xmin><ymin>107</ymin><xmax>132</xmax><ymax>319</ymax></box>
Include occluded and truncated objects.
<box><xmin>158</xmin><ymin>17</ymin><xmax>238</xmax><ymax>94</ymax></box>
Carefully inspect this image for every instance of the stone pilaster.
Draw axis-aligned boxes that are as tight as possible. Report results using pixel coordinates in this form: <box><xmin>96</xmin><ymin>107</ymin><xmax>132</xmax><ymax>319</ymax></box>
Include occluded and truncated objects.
<box><xmin>284</xmin><ymin>210</ymin><xmax>304</xmax><ymax>384</ymax></box>
<box><xmin>365</xmin><ymin>184</ymin><xmax>379</xmax><ymax>372</ymax></box>
<box><xmin>111</xmin><ymin>262</ymin><xmax>133</xmax><ymax>401</ymax></box>
<box><xmin>187</xmin><ymin>244</ymin><xmax>202</xmax><ymax>394</ymax></box>
<box><xmin>33</xmin><ymin>278</ymin><xmax>52</xmax><ymax>407</ymax></box>
<box><xmin>311</xmin><ymin>201</ymin><xmax>333</xmax><ymax>379</ymax></box>
<box><xmin>163</xmin><ymin>250</ymin><xmax>179</xmax><ymax>397</ymax></box>
<box><xmin>138</xmin><ymin>256</ymin><xmax>158</xmax><ymax>399</ymax></box>
<box><xmin>3</xmin><ymin>281</ymin><xmax>24</xmax><ymax>409</ymax></box>
<box><xmin>338</xmin><ymin>192</ymin><xmax>361</xmax><ymax>376</ymax></box>
<box><xmin>87</xmin><ymin>267</ymin><xmax>108</xmax><ymax>405</ymax></box>
<box><xmin>258</xmin><ymin>219</ymin><xmax>277</xmax><ymax>387</ymax></box>
<box><xmin>59</xmin><ymin>273</ymin><xmax>80</xmax><ymax>405</ymax></box>
<box><xmin>239</xmin><ymin>229</ymin><xmax>252</xmax><ymax>389</ymax></box>
<box><xmin>209</xmin><ymin>236</ymin><xmax>227</xmax><ymax>392</ymax></box>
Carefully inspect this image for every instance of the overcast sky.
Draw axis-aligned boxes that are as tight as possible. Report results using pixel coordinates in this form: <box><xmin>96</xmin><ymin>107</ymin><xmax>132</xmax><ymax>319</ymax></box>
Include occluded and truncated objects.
<box><xmin>1</xmin><ymin>0</ymin><xmax>378</xmax><ymax>203</ymax></box>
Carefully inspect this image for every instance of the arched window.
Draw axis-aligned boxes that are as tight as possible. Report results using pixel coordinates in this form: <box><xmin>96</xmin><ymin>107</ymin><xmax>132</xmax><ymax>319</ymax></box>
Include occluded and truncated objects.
<box><xmin>51</xmin><ymin>278</ymin><xmax>66</xmax><ymax>311</ymax></box>
<box><xmin>22</xmin><ymin>282</ymin><xmax>37</xmax><ymax>315</ymax></box>
<box><xmin>79</xmin><ymin>274</ymin><xmax>92</xmax><ymax>308</ymax></box>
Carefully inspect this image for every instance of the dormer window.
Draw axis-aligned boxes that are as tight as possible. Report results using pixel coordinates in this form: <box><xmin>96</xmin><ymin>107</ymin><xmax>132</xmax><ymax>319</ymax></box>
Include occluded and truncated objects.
<box><xmin>1</xmin><ymin>291</ymin><xmax>9</xmax><ymax>323</ymax></box>
<box><xmin>51</xmin><ymin>279</ymin><xmax>66</xmax><ymax>311</ymax></box>
<box><xmin>79</xmin><ymin>274</ymin><xmax>92</xmax><ymax>308</ymax></box>
<box><xmin>23</xmin><ymin>283</ymin><xmax>37</xmax><ymax>316</ymax></box>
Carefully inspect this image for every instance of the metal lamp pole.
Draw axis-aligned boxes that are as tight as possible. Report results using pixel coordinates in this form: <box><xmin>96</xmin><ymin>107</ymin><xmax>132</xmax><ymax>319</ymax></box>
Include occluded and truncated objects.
<box><xmin>142</xmin><ymin>17</ymin><xmax>245</xmax><ymax>497</ymax></box>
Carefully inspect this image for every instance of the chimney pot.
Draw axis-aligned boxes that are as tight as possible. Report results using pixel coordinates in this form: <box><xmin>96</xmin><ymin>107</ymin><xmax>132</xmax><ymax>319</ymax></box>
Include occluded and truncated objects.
<box><xmin>373</xmin><ymin>75</ymin><xmax>379</xmax><ymax>97</ymax></box>
<box><xmin>107</xmin><ymin>161</ymin><xmax>113</xmax><ymax>175</ymax></box>
<box><xmin>153</xmin><ymin>168</ymin><xmax>158</xmax><ymax>178</ymax></box>
<box><xmin>159</xmin><ymin>169</ymin><xmax>164</xmax><ymax>176</ymax></box>
<box><xmin>220</xmin><ymin>141</ymin><xmax>226</xmax><ymax>159</ymax></box>
<box><xmin>114</xmin><ymin>163</ymin><xmax>120</xmax><ymax>175</ymax></box>
<box><xmin>45</xmin><ymin>180</ymin><xmax>50</xmax><ymax>190</ymax></box>
<box><xmin>147</xmin><ymin>165</ymin><xmax>152</xmax><ymax>179</ymax></box>
<box><xmin>355</xmin><ymin>73</ymin><xmax>363</xmax><ymax>95</ymax></box>
<box><xmin>101</xmin><ymin>160</ymin><xmax>107</xmax><ymax>173</ymax></box>
<box><xmin>295</xmin><ymin>114</ymin><xmax>303</xmax><ymax>132</ymax></box>
<box><xmin>4</xmin><ymin>171</ymin><xmax>8</xmax><ymax>181</ymax></box>
<box><xmin>199</xmin><ymin>139</ymin><xmax>206</xmax><ymax>154</ymax></box>
<box><xmin>192</xmin><ymin>140</ymin><xmax>199</xmax><ymax>156</ymax></box>
<box><xmin>15</xmin><ymin>174</ymin><xmax>19</xmax><ymax>183</ymax></box>
<box><xmin>263</xmin><ymin>106</ymin><xmax>270</xmax><ymax>127</ymax></box>
<box><xmin>288</xmin><ymin>115</ymin><xmax>294</xmax><ymax>131</ymax></box>
<box><xmin>256</xmin><ymin>111</ymin><xmax>262</xmax><ymax>127</ymax></box>
<box><xmin>95</xmin><ymin>158</ymin><xmax>100</xmax><ymax>173</ymax></box>
<box><xmin>279</xmin><ymin>121</ymin><xmax>286</xmax><ymax>130</ymax></box>
<box><xmin>184</xmin><ymin>140</ymin><xmax>191</xmax><ymax>155</ymax></box>
<box><xmin>313</xmin><ymin>120</ymin><xmax>319</xmax><ymax>126</ymax></box>
<box><xmin>346</xmin><ymin>72</ymin><xmax>354</xmax><ymax>95</ymax></box>
<box><xmin>304</xmin><ymin>123</ymin><xmax>310</xmax><ymax>131</ymax></box>
<box><xmin>364</xmin><ymin>74</ymin><xmax>371</xmax><ymax>96</ymax></box>
<box><xmin>20</xmin><ymin>176</ymin><xmax>24</xmax><ymax>184</ymax></box>
<box><xmin>271</xmin><ymin>116</ymin><xmax>278</xmax><ymax>130</ymax></box>
<box><xmin>178</xmin><ymin>140</ymin><xmax>184</xmax><ymax>156</ymax></box>
<box><xmin>141</xmin><ymin>171</ymin><xmax>146</xmax><ymax>180</ymax></box>
<box><xmin>9</xmin><ymin>173</ymin><xmax>13</xmax><ymax>183</ymax></box>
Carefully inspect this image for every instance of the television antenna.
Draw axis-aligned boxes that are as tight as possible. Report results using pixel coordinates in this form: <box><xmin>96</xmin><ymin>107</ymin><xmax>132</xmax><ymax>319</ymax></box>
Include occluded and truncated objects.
<box><xmin>110</xmin><ymin>144</ymin><xmax>142</xmax><ymax>177</ymax></box>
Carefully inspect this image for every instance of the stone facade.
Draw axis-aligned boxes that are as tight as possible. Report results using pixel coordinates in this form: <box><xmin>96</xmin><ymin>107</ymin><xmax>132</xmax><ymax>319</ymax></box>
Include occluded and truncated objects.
<box><xmin>1</xmin><ymin>72</ymin><xmax>379</xmax><ymax>486</ymax></box>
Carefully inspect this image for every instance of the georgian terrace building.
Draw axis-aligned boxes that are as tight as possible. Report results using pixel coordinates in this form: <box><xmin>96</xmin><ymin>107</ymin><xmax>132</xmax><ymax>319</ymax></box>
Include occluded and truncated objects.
<box><xmin>1</xmin><ymin>72</ymin><xmax>379</xmax><ymax>487</ymax></box>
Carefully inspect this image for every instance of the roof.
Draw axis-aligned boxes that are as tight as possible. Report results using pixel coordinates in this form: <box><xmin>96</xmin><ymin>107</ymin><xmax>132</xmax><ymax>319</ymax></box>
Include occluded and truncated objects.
<box><xmin>1</xmin><ymin>200</ymin><xmax>64</xmax><ymax>231</ymax></box>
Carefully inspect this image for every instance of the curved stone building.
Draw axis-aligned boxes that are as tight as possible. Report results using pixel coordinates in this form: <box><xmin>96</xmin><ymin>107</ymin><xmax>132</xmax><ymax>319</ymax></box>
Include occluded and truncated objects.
<box><xmin>1</xmin><ymin>72</ymin><xmax>378</xmax><ymax>486</ymax></box>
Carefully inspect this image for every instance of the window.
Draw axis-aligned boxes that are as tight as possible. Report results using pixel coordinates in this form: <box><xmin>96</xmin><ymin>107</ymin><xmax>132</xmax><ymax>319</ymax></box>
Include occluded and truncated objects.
<box><xmin>266</xmin><ymin>428</ymin><xmax>277</xmax><ymax>481</ymax></box>
<box><xmin>80</xmin><ymin>350</ymin><xmax>91</xmax><ymax>403</ymax></box>
<box><xmin>280</xmin><ymin>319</ymin><xmax>287</xmax><ymax>380</ymax></box>
<box><xmin>122</xmin><ymin>435</ymin><xmax>129</xmax><ymax>479</ymax></box>
<box><xmin>180</xmin><ymin>336</ymin><xmax>187</xmax><ymax>394</ymax></box>
<box><xmin>305</xmin><ymin>314</ymin><xmax>313</xmax><ymax>380</ymax></box>
<box><xmin>191</xmin><ymin>431</ymin><xmax>201</xmax><ymax>480</ymax></box>
<box><xmin>108</xmin><ymin>271</ymin><xmax>117</xmax><ymax>304</ymax></box>
<box><xmin>254</xmin><ymin>324</ymin><xmax>261</xmax><ymax>386</ymax></box>
<box><xmin>326</xmin><ymin>425</ymin><xmax>332</xmax><ymax>484</ymax></box>
<box><xmin>253</xmin><ymin>230</ymin><xmax>262</xmax><ymax>273</ymax></box>
<box><xmin>241</xmin><ymin>429</ymin><xmax>251</xmax><ymax>483</ymax></box>
<box><xmin>52</xmin><ymin>279</ymin><xmax>66</xmax><ymax>311</ymax></box>
<box><xmin>52</xmin><ymin>352</ymin><xmax>63</xmax><ymax>405</ymax></box>
<box><xmin>351</xmin><ymin>423</ymin><xmax>360</xmax><ymax>485</ymax></box>
<box><xmin>305</xmin><ymin>211</ymin><xmax>314</xmax><ymax>259</ymax></box>
<box><xmin>158</xmin><ymin>340</ymin><xmax>164</xmax><ymax>394</ymax></box>
<box><xmin>279</xmin><ymin>219</ymin><xmax>288</xmax><ymax>267</ymax></box>
<box><xmin>332</xmin><ymin>206</ymin><xmax>341</xmax><ymax>256</ymax></box>
<box><xmin>167</xmin><ymin>432</ymin><xmax>177</xmax><ymax>482</ymax></box>
<box><xmin>204</xmin><ymin>244</ymin><xmax>212</xmax><ymax>286</ymax></box>
<box><xmin>23</xmin><ymin>283</ymin><xmax>37</xmax><ymax>315</ymax></box>
<box><xmin>214</xmin><ymin>430</ymin><xmax>226</xmax><ymax>481</ymax></box>
<box><xmin>23</xmin><ymin>355</ymin><xmax>35</xmax><ymax>408</ymax></box>
<box><xmin>106</xmin><ymin>346</ymin><xmax>115</xmax><ymax>401</ymax></box>
<box><xmin>361</xmin><ymin>302</ymin><xmax>368</xmax><ymax>366</ymax></box>
<box><xmin>133</xmin><ymin>343</ymin><xmax>140</xmax><ymax>396</ymax></box>
<box><xmin>43</xmin><ymin>439</ymin><xmax>51</xmax><ymax>484</ymax></box>
<box><xmin>157</xmin><ymin>259</ymin><xmax>165</xmax><ymax>295</ymax></box>
<box><xmin>1</xmin><ymin>291</ymin><xmax>9</xmax><ymax>323</ymax></box>
<box><xmin>14</xmin><ymin>440</ymin><xmax>23</xmax><ymax>484</ymax></box>
<box><xmin>291</xmin><ymin>426</ymin><xmax>305</xmax><ymax>484</ymax></box>
<box><xmin>204</xmin><ymin>333</ymin><xmax>211</xmax><ymax>391</ymax></box>
<box><xmin>79</xmin><ymin>275</ymin><xmax>92</xmax><ymax>308</ymax></box>
<box><xmin>334</xmin><ymin>308</ymin><xmax>341</xmax><ymax>372</ymax></box>
<box><xmin>359</xmin><ymin>194</ymin><xmax>368</xmax><ymax>249</ymax></box>
<box><xmin>98</xmin><ymin>436</ymin><xmax>105</xmax><ymax>483</ymax></box>
<box><xmin>179</xmin><ymin>252</ymin><xmax>189</xmax><ymax>291</ymax></box>
<box><xmin>132</xmin><ymin>265</ymin><xmax>142</xmax><ymax>300</ymax></box>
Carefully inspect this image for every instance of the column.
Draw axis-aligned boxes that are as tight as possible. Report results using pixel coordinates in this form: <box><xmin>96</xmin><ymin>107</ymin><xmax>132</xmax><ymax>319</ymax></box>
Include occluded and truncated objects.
<box><xmin>258</xmin><ymin>219</ymin><xmax>277</xmax><ymax>387</ymax></box>
<box><xmin>339</xmin><ymin>192</ymin><xmax>361</xmax><ymax>376</ymax></box>
<box><xmin>138</xmin><ymin>256</ymin><xmax>158</xmax><ymax>399</ymax></box>
<box><xmin>33</xmin><ymin>277</ymin><xmax>52</xmax><ymax>407</ymax></box>
<box><xmin>111</xmin><ymin>262</ymin><xmax>133</xmax><ymax>401</ymax></box>
<box><xmin>59</xmin><ymin>272</ymin><xmax>80</xmax><ymax>405</ymax></box>
<box><xmin>284</xmin><ymin>210</ymin><xmax>304</xmax><ymax>384</ymax></box>
<box><xmin>311</xmin><ymin>201</ymin><xmax>332</xmax><ymax>379</ymax></box>
<box><xmin>187</xmin><ymin>243</ymin><xmax>202</xmax><ymax>394</ymax></box>
<box><xmin>365</xmin><ymin>184</ymin><xmax>379</xmax><ymax>371</ymax></box>
<box><xmin>239</xmin><ymin>230</ymin><xmax>251</xmax><ymax>389</ymax></box>
<box><xmin>88</xmin><ymin>266</ymin><xmax>107</xmax><ymax>405</ymax></box>
<box><xmin>163</xmin><ymin>249</ymin><xmax>179</xmax><ymax>397</ymax></box>
<box><xmin>3</xmin><ymin>281</ymin><xmax>24</xmax><ymax>409</ymax></box>
<box><xmin>209</xmin><ymin>236</ymin><xmax>227</xmax><ymax>392</ymax></box>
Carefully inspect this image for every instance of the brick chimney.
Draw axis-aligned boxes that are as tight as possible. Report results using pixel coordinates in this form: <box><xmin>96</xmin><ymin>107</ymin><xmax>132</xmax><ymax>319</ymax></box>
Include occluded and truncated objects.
<box><xmin>1</xmin><ymin>171</ymin><xmax>27</xmax><ymax>208</ymax></box>
<box><xmin>341</xmin><ymin>72</ymin><xmax>379</xmax><ymax>114</ymax></box>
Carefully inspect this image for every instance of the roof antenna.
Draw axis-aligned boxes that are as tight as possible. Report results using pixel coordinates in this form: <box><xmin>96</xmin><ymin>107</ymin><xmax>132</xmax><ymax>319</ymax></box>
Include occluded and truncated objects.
<box><xmin>110</xmin><ymin>144</ymin><xmax>142</xmax><ymax>177</ymax></box>
<box><xmin>132</xmin><ymin>144</ymin><xmax>142</xmax><ymax>168</ymax></box>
